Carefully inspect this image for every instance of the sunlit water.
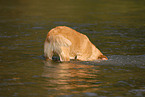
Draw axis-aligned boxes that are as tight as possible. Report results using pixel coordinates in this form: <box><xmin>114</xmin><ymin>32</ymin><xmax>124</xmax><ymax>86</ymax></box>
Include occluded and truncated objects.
<box><xmin>0</xmin><ymin>0</ymin><xmax>145</xmax><ymax>97</ymax></box>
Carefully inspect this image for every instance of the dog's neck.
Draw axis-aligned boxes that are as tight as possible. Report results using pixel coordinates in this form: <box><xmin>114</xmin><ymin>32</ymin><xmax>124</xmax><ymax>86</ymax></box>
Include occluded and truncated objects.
<box><xmin>87</xmin><ymin>44</ymin><xmax>103</xmax><ymax>60</ymax></box>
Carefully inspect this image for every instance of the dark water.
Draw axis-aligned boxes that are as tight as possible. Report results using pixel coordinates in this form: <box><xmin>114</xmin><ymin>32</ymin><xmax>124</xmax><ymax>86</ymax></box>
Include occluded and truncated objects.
<box><xmin>0</xmin><ymin>0</ymin><xmax>145</xmax><ymax>97</ymax></box>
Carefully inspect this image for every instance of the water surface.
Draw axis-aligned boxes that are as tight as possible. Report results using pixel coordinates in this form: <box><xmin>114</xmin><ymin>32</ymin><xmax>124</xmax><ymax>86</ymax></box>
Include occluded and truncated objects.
<box><xmin>0</xmin><ymin>0</ymin><xmax>145</xmax><ymax>97</ymax></box>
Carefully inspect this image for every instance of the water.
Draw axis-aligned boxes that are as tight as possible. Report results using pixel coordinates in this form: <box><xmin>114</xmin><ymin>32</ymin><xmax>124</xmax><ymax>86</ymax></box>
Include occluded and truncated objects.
<box><xmin>0</xmin><ymin>0</ymin><xmax>145</xmax><ymax>97</ymax></box>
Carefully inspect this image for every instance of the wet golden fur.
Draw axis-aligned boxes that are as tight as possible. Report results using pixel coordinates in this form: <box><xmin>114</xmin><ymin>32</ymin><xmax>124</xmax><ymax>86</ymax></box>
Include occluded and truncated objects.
<box><xmin>44</xmin><ymin>26</ymin><xmax>108</xmax><ymax>61</ymax></box>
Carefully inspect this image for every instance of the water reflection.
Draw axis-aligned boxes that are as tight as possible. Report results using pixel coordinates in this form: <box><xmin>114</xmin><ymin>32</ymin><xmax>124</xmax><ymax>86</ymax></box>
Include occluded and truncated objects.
<box><xmin>42</xmin><ymin>61</ymin><xmax>100</xmax><ymax>95</ymax></box>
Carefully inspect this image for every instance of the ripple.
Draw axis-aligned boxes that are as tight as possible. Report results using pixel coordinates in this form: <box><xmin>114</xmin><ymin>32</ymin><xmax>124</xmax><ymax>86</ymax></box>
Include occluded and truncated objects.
<box><xmin>31</xmin><ymin>27</ymin><xmax>45</xmax><ymax>30</ymax></box>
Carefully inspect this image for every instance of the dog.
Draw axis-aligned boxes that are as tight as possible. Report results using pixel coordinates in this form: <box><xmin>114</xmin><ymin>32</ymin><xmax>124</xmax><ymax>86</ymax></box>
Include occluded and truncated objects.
<box><xmin>44</xmin><ymin>26</ymin><xmax>108</xmax><ymax>61</ymax></box>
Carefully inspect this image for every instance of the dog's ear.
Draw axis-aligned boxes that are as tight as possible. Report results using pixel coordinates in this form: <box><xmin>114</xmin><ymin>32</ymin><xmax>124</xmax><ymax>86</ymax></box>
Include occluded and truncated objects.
<box><xmin>98</xmin><ymin>55</ymin><xmax>108</xmax><ymax>60</ymax></box>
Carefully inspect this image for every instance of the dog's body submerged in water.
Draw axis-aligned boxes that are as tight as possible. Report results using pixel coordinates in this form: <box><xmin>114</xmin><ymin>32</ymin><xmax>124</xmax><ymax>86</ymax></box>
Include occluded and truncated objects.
<box><xmin>44</xmin><ymin>26</ymin><xmax>108</xmax><ymax>61</ymax></box>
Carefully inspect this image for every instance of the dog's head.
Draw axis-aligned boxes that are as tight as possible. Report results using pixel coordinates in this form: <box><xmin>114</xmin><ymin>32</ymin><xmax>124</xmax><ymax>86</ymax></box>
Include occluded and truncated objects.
<box><xmin>98</xmin><ymin>55</ymin><xmax>108</xmax><ymax>60</ymax></box>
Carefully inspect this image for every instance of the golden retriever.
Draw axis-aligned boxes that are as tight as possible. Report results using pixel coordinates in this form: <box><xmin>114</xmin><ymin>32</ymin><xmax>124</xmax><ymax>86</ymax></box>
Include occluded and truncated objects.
<box><xmin>44</xmin><ymin>26</ymin><xmax>108</xmax><ymax>61</ymax></box>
